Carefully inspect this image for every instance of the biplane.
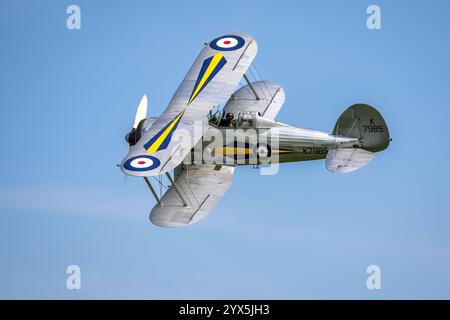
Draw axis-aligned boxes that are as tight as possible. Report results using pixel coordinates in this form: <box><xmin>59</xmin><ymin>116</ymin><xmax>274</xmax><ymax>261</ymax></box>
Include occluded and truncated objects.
<box><xmin>120</xmin><ymin>33</ymin><xmax>390</xmax><ymax>227</ymax></box>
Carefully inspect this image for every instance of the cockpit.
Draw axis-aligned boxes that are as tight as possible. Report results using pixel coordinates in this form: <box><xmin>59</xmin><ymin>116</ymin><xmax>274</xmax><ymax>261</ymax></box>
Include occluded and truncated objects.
<box><xmin>208</xmin><ymin>109</ymin><xmax>261</xmax><ymax>128</ymax></box>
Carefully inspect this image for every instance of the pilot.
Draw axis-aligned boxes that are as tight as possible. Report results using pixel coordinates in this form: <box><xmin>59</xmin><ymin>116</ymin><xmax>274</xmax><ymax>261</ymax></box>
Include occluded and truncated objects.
<box><xmin>225</xmin><ymin>112</ymin><xmax>235</xmax><ymax>127</ymax></box>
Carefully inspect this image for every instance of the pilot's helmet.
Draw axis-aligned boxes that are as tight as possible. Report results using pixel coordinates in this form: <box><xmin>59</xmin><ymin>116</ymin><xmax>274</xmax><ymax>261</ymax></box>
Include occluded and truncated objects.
<box><xmin>225</xmin><ymin>112</ymin><xmax>234</xmax><ymax>121</ymax></box>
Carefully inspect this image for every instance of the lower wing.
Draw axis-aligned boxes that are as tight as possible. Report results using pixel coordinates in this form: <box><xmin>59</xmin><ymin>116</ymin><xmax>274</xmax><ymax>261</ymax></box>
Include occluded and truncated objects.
<box><xmin>150</xmin><ymin>164</ymin><xmax>235</xmax><ymax>227</ymax></box>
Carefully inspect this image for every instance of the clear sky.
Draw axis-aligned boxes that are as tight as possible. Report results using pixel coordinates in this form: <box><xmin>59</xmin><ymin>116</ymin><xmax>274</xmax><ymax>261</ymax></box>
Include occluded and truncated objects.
<box><xmin>1</xmin><ymin>0</ymin><xmax>450</xmax><ymax>299</ymax></box>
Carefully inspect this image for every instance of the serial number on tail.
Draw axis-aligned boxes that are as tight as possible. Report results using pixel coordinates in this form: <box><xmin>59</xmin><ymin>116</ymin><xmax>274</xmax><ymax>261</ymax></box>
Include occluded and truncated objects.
<box><xmin>363</xmin><ymin>125</ymin><xmax>384</xmax><ymax>133</ymax></box>
<box><xmin>363</xmin><ymin>118</ymin><xmax>384</xmax><ymax>133</ymax></box>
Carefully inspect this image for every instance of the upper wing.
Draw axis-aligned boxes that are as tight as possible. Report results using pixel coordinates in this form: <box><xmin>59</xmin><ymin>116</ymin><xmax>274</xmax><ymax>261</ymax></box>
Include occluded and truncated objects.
<box><xmin>121</xmin><ymin>33</ymin><xmax>257</xmax><ymax>177</ymax></box>
<box><xmin>222</xmin><ymin>80</ymin><xmax>285</xmax><ymax>120</ymax></box>
<box><xmin>149</xmin><ymin>164</ymin><xmax>235</xmax><ymax>227</ymax></box>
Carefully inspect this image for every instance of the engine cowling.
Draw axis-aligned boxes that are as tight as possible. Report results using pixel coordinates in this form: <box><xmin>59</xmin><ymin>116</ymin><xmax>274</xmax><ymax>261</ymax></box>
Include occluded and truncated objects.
<box><xmin>125</xmin><ymin>117</ymin><xmax>156</xmax><ymax>146</ymax></box>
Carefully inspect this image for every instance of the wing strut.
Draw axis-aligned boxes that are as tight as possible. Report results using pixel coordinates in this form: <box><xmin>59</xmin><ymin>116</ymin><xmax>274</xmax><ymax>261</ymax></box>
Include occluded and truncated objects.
<box><xmin>165</xmin><ymin>172</ymin><xmax>188</xmax><ymax>207</ymax></box>
<box><xmin>143</xmin><ymin>177</ymin><xmax>162</xmax><ymax>206</ymax></box>
<box><xmin>243</xmin><ymin>74</ymin><xmax>260</xmax><ymax>100</ymax></box>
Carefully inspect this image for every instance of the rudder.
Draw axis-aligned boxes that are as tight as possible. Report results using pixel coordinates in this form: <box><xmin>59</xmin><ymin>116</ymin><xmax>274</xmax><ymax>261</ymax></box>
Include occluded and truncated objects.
<box><xmin>333</xmin><ymin>104</ymin><xmax>390</xmax><ymax>153</ymax></box>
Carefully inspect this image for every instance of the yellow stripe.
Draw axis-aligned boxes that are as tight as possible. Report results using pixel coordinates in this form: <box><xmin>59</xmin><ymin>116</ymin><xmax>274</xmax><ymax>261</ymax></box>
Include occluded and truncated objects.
<box><xmin>188</xmin><ymin>53</ymin><xmax>223</xmax><ymax>105</ymax></box>
<box><xmin>215</xmin><ymin>148</ymin><xmax>293</xmax><ymax>155</ymax></box>
<box><xmin>272</xmin><ymin>149</ymin><xmax>293</xmax><ymax>154</ymax></box>
<box><xmin>215</xmin><ymin>147</ymin><xmax>253</xmax><ymax>156</ymax></box>
<box><xmin>146</xmin><ymin>110</ymin><xmax>185</xmax><ymax>154</ymax></box>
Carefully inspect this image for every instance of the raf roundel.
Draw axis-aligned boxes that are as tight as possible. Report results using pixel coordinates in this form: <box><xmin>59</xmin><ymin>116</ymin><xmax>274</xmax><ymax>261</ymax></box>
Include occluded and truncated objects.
<box><xmin>210</xmin><ymin>35</ymin><xmax>245</xmax><ymax>51</ymax></box>
<box><xmin>123</xmin><ymin>155</ymin><xmax>161</xmax><ymax>172</ymax></box>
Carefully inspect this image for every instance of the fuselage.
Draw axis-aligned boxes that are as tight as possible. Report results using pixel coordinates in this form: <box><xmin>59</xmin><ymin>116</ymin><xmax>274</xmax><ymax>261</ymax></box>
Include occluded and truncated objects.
<box><xmin>193</xmin><ymin>122</ymin><xmax>359</xmax><ymax>166</ymax></box>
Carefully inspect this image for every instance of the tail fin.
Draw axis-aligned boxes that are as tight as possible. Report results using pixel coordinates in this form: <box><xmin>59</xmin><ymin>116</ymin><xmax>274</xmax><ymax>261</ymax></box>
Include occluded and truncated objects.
<box><xmin>333</xmin><ymin>104</ymin><xmax>390</xmax><ymax>152</ymax></box>
<box><xmin>326</xmin><ymin>104</ymin><xmax>390</xmax><ymax>173</ymax></box>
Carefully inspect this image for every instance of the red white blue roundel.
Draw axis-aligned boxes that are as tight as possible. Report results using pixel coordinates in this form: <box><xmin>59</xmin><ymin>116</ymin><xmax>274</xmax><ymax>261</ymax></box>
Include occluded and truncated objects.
<box><xmin>210</xmin><ymin>35</ymin><xmax>245</xmax><ymax>51</ymax></box>
<box><xmin>123</xmin><ymin>155</ymin><xmax>160</xmax><ymax>172</ymax></box>
<box><xmin>254</xmin><ymin>143</ymin><xmax>272</xmax><ymax>160</ymax></box>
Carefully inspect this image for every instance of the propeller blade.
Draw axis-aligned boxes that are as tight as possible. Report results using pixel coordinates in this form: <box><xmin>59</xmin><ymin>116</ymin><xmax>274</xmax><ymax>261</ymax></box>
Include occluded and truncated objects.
<box><xmin>133</xmin><ymin>94</ymin><xmax>148</xmax><ymax>129</ymax></box>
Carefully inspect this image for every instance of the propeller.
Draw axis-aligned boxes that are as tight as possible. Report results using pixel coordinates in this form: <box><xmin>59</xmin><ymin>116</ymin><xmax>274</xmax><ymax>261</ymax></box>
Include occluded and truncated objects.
<box><xmin>133</xmin><ymin>94</ymin><xmax>148</xmax><ymax>129</ymax></box>
<box><xmin>126</xmin><ymin>94</ymin><xmax>148</xmax><ymax>146</ymax></box>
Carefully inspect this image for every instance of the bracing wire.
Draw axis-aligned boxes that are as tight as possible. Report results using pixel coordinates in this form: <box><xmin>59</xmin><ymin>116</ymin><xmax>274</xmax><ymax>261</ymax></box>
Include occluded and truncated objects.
<box><xmin>239</xmin><ymin>80</ymin><xmax>254</xmax><ymax>97</ymax></box>
<box><xmin>152</xmin><ymin>176</ymin><xmax>168</xmax><ymax>190</ymax></box>
<box><xmin>248</xmin><ymin>66</ymin><xmax>268</xmax><ymax>101</ymax></box>
<box><xmin>252</xmin><ymin>63</ymin><xmax>273</xmax><ymax>99</ymax></box>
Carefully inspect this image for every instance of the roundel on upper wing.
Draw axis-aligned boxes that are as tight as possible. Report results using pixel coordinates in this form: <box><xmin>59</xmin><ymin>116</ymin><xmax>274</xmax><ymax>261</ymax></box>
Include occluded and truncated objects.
<box><xmin>210</xmin><ymin>35</ymin><xmax>245</xmax><ymax>51</ymax></box>
<box><xmin>123</xmin><ymin>155</ymin><xmax>161</xmax><ymax>172</ymax></box>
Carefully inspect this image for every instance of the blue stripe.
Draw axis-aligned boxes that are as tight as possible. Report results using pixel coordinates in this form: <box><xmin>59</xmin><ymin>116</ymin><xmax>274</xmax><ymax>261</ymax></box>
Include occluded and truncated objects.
<box><xmin>189</xmin><ymin>55</ymin><xmax>227</xmax><ymax>104</ymax></box>
<box><xmin>143</xmin><ymin>111</ymin><xmax>184</xmax><ymax>152</ymax></box>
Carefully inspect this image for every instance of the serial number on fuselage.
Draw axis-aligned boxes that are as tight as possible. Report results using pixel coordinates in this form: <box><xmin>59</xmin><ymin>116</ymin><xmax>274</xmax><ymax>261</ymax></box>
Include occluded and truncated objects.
<box><xmin>302</xmin><ymin>147</ymin><xmax>328</xmax><ymax>155</ymax></box>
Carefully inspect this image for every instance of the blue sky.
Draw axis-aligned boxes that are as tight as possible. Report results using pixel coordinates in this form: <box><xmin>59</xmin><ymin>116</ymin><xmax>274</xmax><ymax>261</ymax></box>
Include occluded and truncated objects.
<box><xmin>1</xmin><ymin>0</ymin><xmax>450</xmax><ymax>299</ymax></box>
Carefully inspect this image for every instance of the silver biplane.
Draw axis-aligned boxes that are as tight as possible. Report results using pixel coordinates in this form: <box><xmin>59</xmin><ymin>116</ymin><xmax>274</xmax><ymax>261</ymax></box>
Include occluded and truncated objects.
<box><xmin>120</xmin><ymin>33</ymin><xmax>390</xmax><ymax>227</ymax></box>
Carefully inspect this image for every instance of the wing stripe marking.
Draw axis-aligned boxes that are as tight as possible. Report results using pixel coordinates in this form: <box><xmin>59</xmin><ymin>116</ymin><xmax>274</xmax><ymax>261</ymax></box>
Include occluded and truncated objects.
<box><xmin>144</xmin><ymin>110</ymin><xmax>185</xmax><ymax>154</ymax></box>
<box><xmin>188</xmin><ymin>53</ymin><xmax>227</xmax><ymax>105</ymax></box>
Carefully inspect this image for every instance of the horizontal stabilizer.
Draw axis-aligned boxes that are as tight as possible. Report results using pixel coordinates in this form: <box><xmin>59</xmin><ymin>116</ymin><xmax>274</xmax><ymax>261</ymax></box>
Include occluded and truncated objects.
<box><xmin>325</xmin><ymin>148</ymin><xmax>374</xmax><ymax>173</ymax></box>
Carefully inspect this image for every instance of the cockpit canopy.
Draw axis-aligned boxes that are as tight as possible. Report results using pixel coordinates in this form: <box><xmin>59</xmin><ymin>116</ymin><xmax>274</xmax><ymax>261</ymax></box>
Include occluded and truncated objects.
<box><xmin>208</xmin><ymin>109</ymin><xmax>262</xmax><ymax>128</ymax></box>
